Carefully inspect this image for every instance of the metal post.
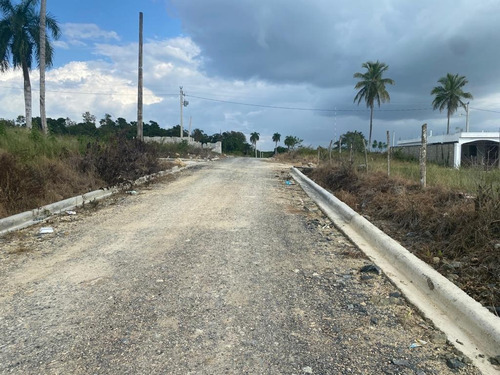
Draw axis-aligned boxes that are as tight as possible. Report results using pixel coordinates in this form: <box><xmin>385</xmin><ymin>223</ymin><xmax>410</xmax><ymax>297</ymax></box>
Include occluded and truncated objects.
<box><xmin>465</xmin><ymin>102</ymin><xmax>470</xmax><ymax>132</ymax></box>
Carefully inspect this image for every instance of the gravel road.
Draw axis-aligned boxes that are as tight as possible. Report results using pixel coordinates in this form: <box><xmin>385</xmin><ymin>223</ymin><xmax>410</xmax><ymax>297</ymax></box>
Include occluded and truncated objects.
<box><xmin>0</xmin><ymin>158</ymin><xmax>481</xmax><ymax>374</ymax></box>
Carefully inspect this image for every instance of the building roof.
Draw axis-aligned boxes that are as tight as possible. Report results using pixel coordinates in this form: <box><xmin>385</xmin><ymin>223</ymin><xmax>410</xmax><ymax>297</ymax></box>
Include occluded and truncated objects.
<box><xmin>397</xmin><ymin>132</ymin><xmax>500</xmax><ymax>147</ymax></box>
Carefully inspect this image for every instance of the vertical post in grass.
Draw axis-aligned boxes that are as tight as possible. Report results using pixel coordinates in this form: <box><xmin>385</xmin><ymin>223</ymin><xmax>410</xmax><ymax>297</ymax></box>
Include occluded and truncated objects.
<box><xmin>420</xmin><ymin>123</ymin><xmax>427</xmax><ymax>188</ymax></box>
<box><xmin>387</xmin><ymin>130</ymin><xmax>391</xmax><ymax>177</ymax></box>
<box><xmin>328</xmin><ymin>139</ymin><xmax>333</xmax><ymax>165</ymax></box>
<box><xmin>362</xmin><ymin>138</ymin><xmax>368</xmax><ymax>172</ymax></box>
<box><xmin>339</xmin><ymin>136</ymin><xmax>342</xmax><ymax>155</ymax></box>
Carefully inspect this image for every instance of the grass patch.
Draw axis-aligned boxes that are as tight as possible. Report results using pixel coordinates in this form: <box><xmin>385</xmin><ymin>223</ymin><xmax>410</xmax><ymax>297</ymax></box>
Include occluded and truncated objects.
<box><xmin>306</xmin><ymin>160</ymin><xmax>500</xmax><ymax>311</ymax></box>
<box><xmin>0</xmin><ymin>128</ymin><xmax>177</xmax><ymax>218</ymax></box>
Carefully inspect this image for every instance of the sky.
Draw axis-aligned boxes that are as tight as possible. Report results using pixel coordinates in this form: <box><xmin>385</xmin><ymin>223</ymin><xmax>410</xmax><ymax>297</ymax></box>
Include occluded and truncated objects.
<box><xmin>1</xmin><ymin>0</ymin><xmax>499</xmax><ymax>150</ymax></box>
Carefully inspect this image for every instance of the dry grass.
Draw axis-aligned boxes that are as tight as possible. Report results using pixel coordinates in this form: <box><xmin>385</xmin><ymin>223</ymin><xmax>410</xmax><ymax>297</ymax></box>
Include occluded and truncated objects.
<box><xmin>307</xmin><ymin>162</ymin><xmax>500</xmax><ymax>312</ymax></box>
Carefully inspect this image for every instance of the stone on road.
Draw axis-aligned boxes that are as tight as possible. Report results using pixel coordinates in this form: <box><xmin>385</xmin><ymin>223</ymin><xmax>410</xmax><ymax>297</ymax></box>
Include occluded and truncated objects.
<box><xmin>0</xmin><ymin>158</ymin><xmax>479</xmax><ymax>374</ymax></box>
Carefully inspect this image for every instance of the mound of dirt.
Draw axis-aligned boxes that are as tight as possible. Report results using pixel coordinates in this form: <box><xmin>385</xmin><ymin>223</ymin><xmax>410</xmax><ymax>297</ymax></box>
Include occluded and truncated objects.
<box><xmin>306</xmin><ymin>165</ymin><xmax>500</xmax><ymax>315</ymax></box>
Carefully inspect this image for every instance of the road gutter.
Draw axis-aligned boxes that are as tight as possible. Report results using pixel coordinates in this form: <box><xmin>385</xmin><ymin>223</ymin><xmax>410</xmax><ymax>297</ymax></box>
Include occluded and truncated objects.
<box><xmin>291</xmin><ymin>167</ymin><xmax>500</xmax><ymax>375</ymax></box>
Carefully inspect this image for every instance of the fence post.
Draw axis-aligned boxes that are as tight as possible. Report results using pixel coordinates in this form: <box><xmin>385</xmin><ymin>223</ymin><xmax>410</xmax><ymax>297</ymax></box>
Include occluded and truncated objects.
<box><xmin>362</xmin><ymin>138</ymin><xmax>368</xmax><ymax>172</ymax></box>
<box><xmin>387</xmin><ymin>130</ymin><xmax>391</xmax><ymax>177</ymax></box>
<box><xmin>420</xmin><ymin>123</ymin><xmax>427</xmax><ymax>188</ymax></box>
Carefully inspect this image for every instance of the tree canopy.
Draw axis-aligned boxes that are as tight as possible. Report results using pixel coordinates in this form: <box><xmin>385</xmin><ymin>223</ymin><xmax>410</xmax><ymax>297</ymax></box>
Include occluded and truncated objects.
<box><xmin>0</xmin><ymin>0</ymin><xmax>60</xmax><ymax>129</ymax></box>
<box><xmin>431</xmin><ymin>73</ymin><xmax>473</xmax><ymax>134</ymax></box>
<box><xmin>353</xmin><ymin>60</ymin><xmax>394</xmax><ymax>148</ymax></box>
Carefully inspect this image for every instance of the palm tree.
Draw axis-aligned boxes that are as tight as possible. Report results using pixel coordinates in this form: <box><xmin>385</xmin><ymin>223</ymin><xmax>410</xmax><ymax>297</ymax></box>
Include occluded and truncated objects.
<box><xmin>431</xmin><ymin>73</ymin><xmax>473</xmax><ymax>135</ymax></box>
<box><xmin>0</xmin><ymin>0</ymin><xmax>60</xmax><ymax>129</ymax></box>
<box><xmin>272</xmin><ymin>132</ymin><xmax>281</xmax><ymax>155</ymax></box>
<box><xmin>39</xmin><ymin>0</ymin><xmax>46</xmax><ymax>133</ymax></box>
<box><xmin>250</xmin><ymin>131</ymin><xmax>259</xmax><ymax>158</ymax></box>
<box><xmin>354</xmin><ymin>61</ymin><xmax>394</xmax><ymax>149</ymax></box>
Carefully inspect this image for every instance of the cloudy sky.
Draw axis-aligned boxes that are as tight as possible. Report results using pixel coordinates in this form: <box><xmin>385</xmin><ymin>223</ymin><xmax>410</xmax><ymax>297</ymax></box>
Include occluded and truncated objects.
<box><xmin>0</xmin><ymin>0</ymin><xmax>499</xmax><ymax>150</ymax></box>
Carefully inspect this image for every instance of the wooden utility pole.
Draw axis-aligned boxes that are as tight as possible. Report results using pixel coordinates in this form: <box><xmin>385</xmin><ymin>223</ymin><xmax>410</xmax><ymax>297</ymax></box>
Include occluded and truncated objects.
<box><xmin>420</xmin><ymin>123</ymin><xmax>427</xmax><ymax>188</ymax></box>
<box><xmin>39</xmin><ymin>0</ymin><xmax>47</xmax><ymax>134</ymax></box>
<box><xmin>387</xmin><ymin>130</ymin><xmax>391</xmax><ymax>176</ymax></box>
<box><xmin>137</xmin><ymin>12</ymin><xmax>144</xmax><ymax>141</ymax></box>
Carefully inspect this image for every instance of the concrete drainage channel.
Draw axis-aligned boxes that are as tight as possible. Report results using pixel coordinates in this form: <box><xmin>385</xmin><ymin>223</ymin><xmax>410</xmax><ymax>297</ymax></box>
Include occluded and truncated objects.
<box><xmin>291</xmin><ymin>167</ymin><xmax>500</xmax><ymax>375</ymax></box>
<box><xmin>0</xmin><ymin>161</ymin><xmax>204</xmax><ymax>237</ymax></box>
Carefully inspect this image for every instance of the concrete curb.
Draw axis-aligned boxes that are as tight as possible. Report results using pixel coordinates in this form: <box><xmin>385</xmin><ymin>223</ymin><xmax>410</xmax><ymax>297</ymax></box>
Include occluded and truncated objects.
<box><xmin>0</xmin><ymin>162</ymin><xmax>201</xmax><ymax>237</ymax></box>
<box><xmin>291</xmin><ymin>167</ymin><xmax>500</xmax><ymax>375</ymax></box>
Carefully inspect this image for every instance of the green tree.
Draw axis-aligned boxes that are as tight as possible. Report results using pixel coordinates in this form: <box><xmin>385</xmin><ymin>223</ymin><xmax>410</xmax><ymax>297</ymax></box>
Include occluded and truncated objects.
<box><xmin>431</xmin><ymin>73</ymin><xmax>473</xmax><ymax>135</ymax></box>
<box><xmin>250</xmin><ymin>131</ymin><xmax>259</xmax><ymax>157</ymax></box>
<box><xmin>336</xmin><ymin>131</ymin><xmax>366</xmax><ymax>153</ymax></box>
<box><xmin>353</xmin><ymin>60</ymin><xmax>394</xmax><ymax>148</ymax></box>
<box><xmin>272</xmin><ymin>132</ymin><xmax>281</xmax><ymax>155</ymax></box>
<box><xmin>0</xmin><ymin>0</ymin><xmax>60</xmax><ymax>129</ymax></box>
<box><xmin>284</xmin><ymin>135</ymin><xmax>303</xmax><ymax>151</ymax></box>
<box><xmin>221</xmin><ymin>131</ymin><xmax>247</xmax><ymax>154</ymax></box>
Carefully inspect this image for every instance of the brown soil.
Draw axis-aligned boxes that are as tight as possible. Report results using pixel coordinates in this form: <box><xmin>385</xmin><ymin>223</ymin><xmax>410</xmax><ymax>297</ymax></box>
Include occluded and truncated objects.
<box><xmin>305</xmin><ymin>164</ymin><xmax>500</xmax><ymax>314</ymax></box>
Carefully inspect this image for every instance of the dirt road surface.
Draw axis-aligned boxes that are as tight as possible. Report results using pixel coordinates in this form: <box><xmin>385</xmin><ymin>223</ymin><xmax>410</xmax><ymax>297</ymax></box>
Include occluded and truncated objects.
<box><xmin>0</xmin><ymin>158</ymin><xmax>480</xmax><ymax>374</ymax></box>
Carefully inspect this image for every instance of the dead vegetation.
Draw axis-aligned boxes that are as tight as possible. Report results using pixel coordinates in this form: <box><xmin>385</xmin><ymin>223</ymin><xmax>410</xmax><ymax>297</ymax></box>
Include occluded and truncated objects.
<box><xmin>306</xmin><ymin>164</ymin><xmax>500</xmax><ymax>314</ymax></box>
<box><xmin>0</xmin><ymin>134</ymin><xmax>164</xmax><ymax>218</ymax></box>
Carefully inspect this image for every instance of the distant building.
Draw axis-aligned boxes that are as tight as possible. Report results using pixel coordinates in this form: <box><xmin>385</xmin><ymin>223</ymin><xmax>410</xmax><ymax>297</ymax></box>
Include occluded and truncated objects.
<box><xmin>395</xmin><ymin>132</ymin><xmax>499</xmax><ymax>168</ymax></box>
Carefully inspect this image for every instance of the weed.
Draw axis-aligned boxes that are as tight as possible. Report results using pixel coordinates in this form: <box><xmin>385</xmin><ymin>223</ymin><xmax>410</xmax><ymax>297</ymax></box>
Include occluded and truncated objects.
<box><xmin>305</xmin><ymin>162</ymin><xmax>500</xmax><ymax>309</ymax></box>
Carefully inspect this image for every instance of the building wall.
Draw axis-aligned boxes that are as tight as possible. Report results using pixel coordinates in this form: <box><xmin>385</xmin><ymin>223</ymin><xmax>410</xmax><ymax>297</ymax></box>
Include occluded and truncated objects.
<box><xmin>143</xmin><ymin>137</ymin><xmax>222</xmax><ymax>154</ymax></box>
<box><xmin>393</xmin><ymin>143</ymin><xmax>455</xmax><ymax>167</ymax></box>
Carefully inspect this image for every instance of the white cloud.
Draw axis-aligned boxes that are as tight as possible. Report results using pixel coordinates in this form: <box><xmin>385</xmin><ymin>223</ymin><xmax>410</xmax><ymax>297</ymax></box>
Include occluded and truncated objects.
<box><xmin>63</xmin><ymin>23</ymin><xmax>120</xmax><ymax>41</ymax></box>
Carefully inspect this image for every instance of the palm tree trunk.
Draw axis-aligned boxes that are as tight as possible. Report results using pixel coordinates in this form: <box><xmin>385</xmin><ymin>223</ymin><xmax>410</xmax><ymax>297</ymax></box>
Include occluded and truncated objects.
<box><xmin>446</xmin><ymin>112</ymin><xmax>450</xmax><ymax>134</ymax></box>
<box><xmin>369</xmin><ymin>105</ymin><xmax>374</xmax><ymax>150</ymax></box>
<box><xmin>22</xmin><ymin>62</ymin><xmax>32</xmax><ymax>130</ymax></box>
<box><xmin>39</xmin><ymin>0</ymin><xmax>47</xmax><ymax>134</ymax></box>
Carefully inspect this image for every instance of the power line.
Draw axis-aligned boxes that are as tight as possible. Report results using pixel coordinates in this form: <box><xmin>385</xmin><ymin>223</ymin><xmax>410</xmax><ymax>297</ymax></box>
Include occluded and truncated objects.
<box><xmin>1</xmin><ymin>82</ymin><xmax>499</xmax><ymax>114</ymax></box>
<box><xmin>470</xmin><ymin>107</ymin><xmax>500</xmax><ymax>114</ymax></box>
<box><xmin>185</xmin><ymin>94</ymin><xmax>433</xmax><ymax>112</ymax></box>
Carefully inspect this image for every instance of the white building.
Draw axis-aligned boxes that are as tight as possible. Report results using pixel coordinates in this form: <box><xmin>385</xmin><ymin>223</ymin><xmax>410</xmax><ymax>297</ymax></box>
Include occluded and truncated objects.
<box><xmin>395</xmin><ymin>132</ymin><xmax>500</xmax><ymax>168</ymax></box>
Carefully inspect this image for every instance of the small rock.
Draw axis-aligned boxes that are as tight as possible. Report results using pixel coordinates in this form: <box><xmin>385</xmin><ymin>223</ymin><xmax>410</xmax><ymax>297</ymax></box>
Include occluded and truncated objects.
<box><xmin>361</xmin><ymin>274</ymin><xmax>374</xmax><ymax>281</ymax></box>
<box><xmin>446</xmin><ymin>358</ymin><xmax>465</xmax><ymax>370</ymax></box>
<box><xmin>389</xmin><ymin>292</ymin><xmax>401</xmax><ymax>298</ymax></box>
<box><xmin>489</xmin><ymin>355</ymin><xmax>500</xmax><ymax>365</ymax></box>
<box><xmin>370</xmin><ymin>317</ymin><xmax>379</xmax><ymax>325</ymax></box>
<box><xmin>302</xmin><ymin>366</ymin><xmax>313</xmax><ymax>374</ymax></box>
<box><xmin>360</xmin><ymin>264</ymin><xmax>381</xmax><ymax>275</ymax></box>
<box><xmin>392</xmin><ymin>358</ymin><xmax>411</xmax><ymax>367</ymax></box>
<box><xmin>432</xmin><ymin>257</ymin><xmax>440</xmax><ymax>265</ymax></box>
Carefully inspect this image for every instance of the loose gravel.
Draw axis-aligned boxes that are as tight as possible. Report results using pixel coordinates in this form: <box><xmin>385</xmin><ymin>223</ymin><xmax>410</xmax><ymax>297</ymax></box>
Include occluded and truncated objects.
<box><xmin>0</xmin><ymin>158</ymin><xmax>481</xmax><ymax>374</ymax></box>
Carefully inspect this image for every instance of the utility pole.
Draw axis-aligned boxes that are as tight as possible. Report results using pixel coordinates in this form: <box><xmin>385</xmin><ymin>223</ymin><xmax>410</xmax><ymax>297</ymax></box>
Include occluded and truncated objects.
<box><xmin>465</xmin><ymin>101</ymin><xmax>470</xmax><ymax>132</ymax></box>
<box><xmin>137</xmin><ymin>12</ymin><xmax>143</xmax><ymax>141</ymax></box>
<box><xmin>179</xmin><ymin>87</ymin><xmax>184</xmax><ymax>138</ymax></box>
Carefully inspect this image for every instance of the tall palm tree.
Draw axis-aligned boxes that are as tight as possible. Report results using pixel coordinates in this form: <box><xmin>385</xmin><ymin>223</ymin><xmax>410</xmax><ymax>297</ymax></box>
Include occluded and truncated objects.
<box><xmin>431</xmin><ymin>73</ymin><xmax>473</xmax><ymax>135</ymax></box>
<box><xmin>250</xmin><ymin>131</ymin><xmax>259</xmax><ymax>158</ymax></box>
<box><xmin>0</xmin><ymin>0</ymin><xmax>60</xmax><ymax>130</ymax></box>
<box><xmin>353</xmin><ymin>61</ymin><xmax>394</xmax><ymax>149</ymax></box>
<box><xmin>39</xmin><ymin>0</ymin><xmax>46</xmax><ymax>133</ymax></box>
<box><xmin>272</xmin><ymin>132</ymin><xmax>281</xmax><ymax>155</ymax></box>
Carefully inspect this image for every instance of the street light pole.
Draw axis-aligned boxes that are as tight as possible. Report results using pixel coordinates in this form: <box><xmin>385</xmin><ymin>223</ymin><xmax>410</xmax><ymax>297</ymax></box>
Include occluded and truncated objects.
<box><xmin>465</xmin><ymin>102</ymin><xmax>470</xmax><ymax>132</ymax></box>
